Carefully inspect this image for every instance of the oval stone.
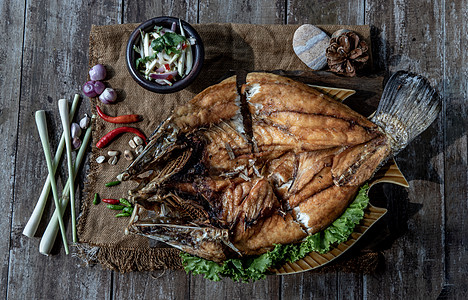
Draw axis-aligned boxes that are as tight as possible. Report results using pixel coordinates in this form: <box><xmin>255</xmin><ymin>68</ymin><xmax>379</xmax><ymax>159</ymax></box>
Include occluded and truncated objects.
<box><xmin>293</xmin><ymin>24</ymin><xmax>330</xmax><ymax>70</ymax></box>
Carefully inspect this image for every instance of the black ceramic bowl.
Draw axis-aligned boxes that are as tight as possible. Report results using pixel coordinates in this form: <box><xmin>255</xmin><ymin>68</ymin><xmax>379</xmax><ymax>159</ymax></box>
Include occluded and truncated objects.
<box><xmin>126</xmin><ymin>16</ymin><xmax>204</xmax><ymax>94</ymax></box>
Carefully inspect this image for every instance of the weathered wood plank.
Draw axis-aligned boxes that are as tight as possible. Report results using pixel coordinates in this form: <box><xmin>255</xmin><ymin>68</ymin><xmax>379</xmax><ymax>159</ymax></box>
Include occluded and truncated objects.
<box><xmin>442</xmin><ymin>0</ymin><xmax>468</xmax><ymax>298</ymax></box>
<box><xmin>287</xmin><ymin>0</ymin><xmax>365</xmax><ymax>25</ymax></box>
<box><xmin>199</xmin><ymin>0</ymin><xmax>285</xmax><ymax>24</ymax></box>
<box><xmin>3</xmin><ymin>1</ymin><xmax>460</xmax><ymax>299</ymax></box>
<box><xmin>283</xmin><ymin>2</ymin><xmax>365</xmax><ymax>299</ymax></box>
<box><xmin>364</xmin><ymin>0</ymin><xmax>445</xmax><ymax>298</ymax></box>
<box><xmin>123</xmin><ymin>0</ymin><xmax>198</xmax><ymax>24</ymax></box>
<box><xmin>281</xmin><ymin>274</ymin><xmax>337</xmax><ymax>300</ymax></box>
<box><xmin>190</xmin><ymin>275</ymin><xmax>280</xmax><ymax>300</ymax></box>
<box><xmin>113</xmin><ymin>270</ymin><xmax>189</xmax><ymax>300</ymax></box>
<box><xmin>0</xmin><ymin>0</ymin><xmax>25</xmax><ymax>298</ymax></box>
<box><xmin>7</xmin><ymin>0</ymin><xmax>121</xmax><ymax>299</ymax></box>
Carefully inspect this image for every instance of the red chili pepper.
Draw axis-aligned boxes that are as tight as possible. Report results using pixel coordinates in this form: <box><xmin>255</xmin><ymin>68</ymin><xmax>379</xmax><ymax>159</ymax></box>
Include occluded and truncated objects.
<box><xmin>96</xmin><ymin>105</ymin><xmax>141</xmax><ymax>124</ymax></box>
<box><xmin>102</xmin><ymin>198</ymin><xmax>120</xmax><ymax>205</ymax></box>
<box><xmin>164</xmin><ymin>64</ymin><xmax>170</xmax><ymax>71</ymax></box>
<box><xmin>182</xmin><ymin>43</ymin><xmax>188</xmax><ymax>50</ymax></box>
<box><xmin>96</xmin><ymin>127</ymin><xmax>146</xmax><ymax>148</ymax></box>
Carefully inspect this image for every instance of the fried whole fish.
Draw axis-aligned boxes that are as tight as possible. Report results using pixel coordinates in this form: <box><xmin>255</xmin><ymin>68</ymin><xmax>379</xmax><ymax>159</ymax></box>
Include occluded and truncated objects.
<box><xmin>119</xmin><ymin>71</ymin><xmax>440</xmax><ymax>262</ymax></box>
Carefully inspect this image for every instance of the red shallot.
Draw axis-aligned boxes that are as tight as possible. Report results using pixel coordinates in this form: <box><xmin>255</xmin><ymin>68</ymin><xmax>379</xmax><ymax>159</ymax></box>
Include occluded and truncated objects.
<box><xmin>82</xmin><ymin>81</ymin><xmax>105</xmax><ymax>98</ymax></box>
<box><xmin>99</xmin><ymin>88</ymin><xmax>117</xmax><ymax>104</ymax></box>
<box><xmin>89</xmin><ymin>64</ymin><xmax>107</xmax><ymax>81</ymax></box>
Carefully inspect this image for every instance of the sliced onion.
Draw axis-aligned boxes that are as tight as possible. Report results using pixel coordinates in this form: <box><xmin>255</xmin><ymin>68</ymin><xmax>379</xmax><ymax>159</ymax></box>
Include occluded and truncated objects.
<box><xmin>171</xmin><ymin>22</ymin><xmax>176</xmax><ymax>32</ymax></box>
<box><xmin>155</xmin><ymin>79</ymin><xmax>168</xmax><ymax>85</ymax></box>
<box><xmin>149</xmin><ymin>70</ymin><xmax>178</xmax><ymax>80</ymax></box>
<box><xmin>155</xmin><ymin>66</ymin><xmax>166</xmax><ymax>73</ymax></box>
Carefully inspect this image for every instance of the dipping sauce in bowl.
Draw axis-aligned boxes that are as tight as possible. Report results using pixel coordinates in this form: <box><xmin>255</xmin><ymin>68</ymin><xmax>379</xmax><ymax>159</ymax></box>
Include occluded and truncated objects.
<box><xmin>126</xmin><ymin>16</ymin><xmax>204</xmax><ymax>94</ymax></box>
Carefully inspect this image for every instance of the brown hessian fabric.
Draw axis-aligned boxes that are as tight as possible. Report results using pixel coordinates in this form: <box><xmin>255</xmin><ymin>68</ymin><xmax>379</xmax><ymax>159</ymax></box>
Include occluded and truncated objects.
<box><xmin>77</xmin><ymin>23</ymin><xmax>377</xmax><ymax>274</ymax></box>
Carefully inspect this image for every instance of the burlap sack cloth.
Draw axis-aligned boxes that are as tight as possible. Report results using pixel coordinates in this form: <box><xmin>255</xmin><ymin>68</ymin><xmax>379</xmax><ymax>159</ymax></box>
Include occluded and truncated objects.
<box><xmin>77</xmin><ymin>23</ymin><xmax>380</xmax><ymax>274</ymax></box>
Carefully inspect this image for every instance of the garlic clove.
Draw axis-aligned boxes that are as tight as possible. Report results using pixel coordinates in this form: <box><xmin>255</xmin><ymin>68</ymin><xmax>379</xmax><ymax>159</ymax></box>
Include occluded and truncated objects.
<box><xmin>135</xmin><ymin>145</ymin><xmax>144</xmax><ymax>154</ymax></box>
<box><xmin>79</xmin><ymin>114</ymin><xmax>91</xmax><ymax>129</ymax></box>
<box><xmin>96</xmin><ymin>155</ymin><xmax>106</xmax><ymax>164</ymax></box>
<box><xmin>108</xmin><ymin>150</ymin><xmax>120</xmax><ymax>156</ymax></box>
<box><xmin>124</xmin><ymin>150</ymin><xmax>134</xmax><ymax>161</ymax></box>
<box><xmin>72</xmin><ymin>137</ymin><xmax>82</xmax><ymax>150</ymax></box>
<box><xmin>108</xmin><ymin>156</ymin><xmax>118</xmax><ymax>165</ymax></box>
<box><xmin>116</xmin><ymin>173</ymin><xmax>124</xmax><ymax>181</ymax></box>
<box><xmin>133</xmin><ymin>136</ymin><xmax>144</xmax><ymax>146</ymax></box>
<box><xmin>71</xmin><ymin>123</ymin><xmax>82</xmax><ymax>139</ymax></box>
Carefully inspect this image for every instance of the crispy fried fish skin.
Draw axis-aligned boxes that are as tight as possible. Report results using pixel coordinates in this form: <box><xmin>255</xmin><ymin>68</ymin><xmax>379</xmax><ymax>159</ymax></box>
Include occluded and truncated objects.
<box><xmin>172</xmin><ymin>76</ymin><xmax>239</xmax><ymax>132</ymax></box>
<box><xmin>232</xmin><ymin>213</ymin><xmax>307</xmax><ymax>255</ymax></box>
<box><xmin>122</xmin><ymin>72</ymin><xmax>438</xmax><ymax>261</ymax></box>
<box><xmin>246</xmin><ymin>72</ymin><xmax>380</xmax><ymax>149</ymax></box>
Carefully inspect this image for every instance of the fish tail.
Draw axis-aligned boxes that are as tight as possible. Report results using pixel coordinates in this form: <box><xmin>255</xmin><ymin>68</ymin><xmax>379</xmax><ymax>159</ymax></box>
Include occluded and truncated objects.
<box><xmin>371</xmin><ymin>71</ymin><xmax>441</xmax><ymax>153</ymax></box>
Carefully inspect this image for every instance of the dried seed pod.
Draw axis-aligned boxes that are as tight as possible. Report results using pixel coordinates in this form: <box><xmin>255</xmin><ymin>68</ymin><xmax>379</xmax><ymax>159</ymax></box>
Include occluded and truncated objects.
<box><xmin>108</xmin><ymin>150</ymin><xmax>120</xmax><ymax>156</ymax></box>
<box><xmin>326</xmin><ymin>30</ymin><xmax>369</xmax><ymax>77</ymax></box>
<box><xmin>135</xmin><ymin>145</ymin><xmax>144</xmax><ymax>154</ymax></box>
<box><xmin>96</xmin><ymin>155</ymin><xmax>106</xmax><ymax>164</ymax></box>
<box><xmin>108</xmin><ymin>156</ymin><xmax>118</xmax><ymax>165</ymax></box>
<box><xmin>124</xmin><ymin>150</ymin><xmax>134</xmax><ymax>161</ymax></box>
<box><xmin>133</xmin><ymin>136</ymin><xmax>144</xmax><ymax>146</ymax></box>
<box><xmin>129</xmin><ymin>139</ymin><xmax>137</xmax><ymax>148</ymax></box>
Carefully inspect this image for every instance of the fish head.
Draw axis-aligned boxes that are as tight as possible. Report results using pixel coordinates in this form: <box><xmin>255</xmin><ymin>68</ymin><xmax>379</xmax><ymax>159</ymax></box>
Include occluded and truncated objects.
<box><xmin>125</xmin><ymin>193</ymin><xmax>237</xmax><ymax>263</ymax></box>
<box><xmin>119</xmin><ymin>118</ymin><xmax>194</xmax><ymax>182</ymax></box>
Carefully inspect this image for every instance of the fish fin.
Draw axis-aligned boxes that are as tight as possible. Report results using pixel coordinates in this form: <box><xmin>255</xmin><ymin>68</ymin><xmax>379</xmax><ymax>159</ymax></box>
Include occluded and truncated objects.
<box><xmin>371</xmin><ymin>71</ymin><xmax>441</xmax><ymax>153</ymax></box>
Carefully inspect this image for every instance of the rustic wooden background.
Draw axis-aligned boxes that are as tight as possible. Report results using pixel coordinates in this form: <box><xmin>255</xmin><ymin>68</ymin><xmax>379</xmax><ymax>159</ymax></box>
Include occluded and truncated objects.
<box><xmin>1</xmin><ymin>0</ymin><xmax>466</xmax><ymax>299</ymax></box>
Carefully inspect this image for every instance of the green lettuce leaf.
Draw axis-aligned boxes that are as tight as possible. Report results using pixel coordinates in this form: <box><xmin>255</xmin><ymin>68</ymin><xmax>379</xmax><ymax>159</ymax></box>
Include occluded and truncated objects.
<box><xmin>181</xmin><ymin>184</ymin><xmax>370</xmax><ymax>282</ymax></box>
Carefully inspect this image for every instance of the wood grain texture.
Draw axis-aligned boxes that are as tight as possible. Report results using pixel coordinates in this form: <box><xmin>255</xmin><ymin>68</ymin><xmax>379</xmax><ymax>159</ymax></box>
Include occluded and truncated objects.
<box><xmin>114</xmin><ymin>270</ymin><xmax>190</xmax><ymax>300</ymax></box>
<box><xmin>123</xmin><ymin>0</ymin><xmax>198</xmax><ymax>24</ymax></box>
<box><xmin>287</xmin><ymin>0</ymin><xmax>365</xmax><ymax>25</ymax></box>
<box><xmin>190</xmin><ymin>276</ymin><xmax>280</xmax><ymax>300</ymax></box>
<box><xmin>199</xmin><ymin>0</ymin><xmax>285</xmax><ymax>23</ymax></box>
<box><xmin>6</xmin><ymin>0</ymin><xmax>120</xmax><ymax>299</ymax></box>
<box><xmin>364</xmin><ymin>0</ymin><xmax>445</xmax><ymax>298</ymax></box>
<box><xmin>0</xmin><ymin>0</ymin><xmax>24</xmax><ymax>298</ymax></box>
<box><xmin>443</xmin><ymin>0</ymin><xmax>468</xmax><ymax>298</ymax></box>
<box><xmin>3</xmin><ymin>0</ymin><xmax>466</xmax><ymax>298</ymax></box>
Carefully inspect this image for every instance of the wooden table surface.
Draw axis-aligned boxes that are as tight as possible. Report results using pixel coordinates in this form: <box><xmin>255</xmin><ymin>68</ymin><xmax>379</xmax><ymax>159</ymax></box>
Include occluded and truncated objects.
<box><xmin>2</xmin><ymin>0</ymin><xmax>466</xmax><ymax>299</ymax></box>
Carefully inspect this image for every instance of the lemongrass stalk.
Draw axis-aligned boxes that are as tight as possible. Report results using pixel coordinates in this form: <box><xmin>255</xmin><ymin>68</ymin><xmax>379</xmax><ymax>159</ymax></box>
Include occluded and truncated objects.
<box><xmin>35</xmin><ymin>111</ymin><xmax>69</xmax><ymax>254</ymax></box>
<box><xmin>39</xmin><ymin>119</ymin><xmax>93</xmax><ymax>255</ymax></box>
<box><xmin>23</xmin><ymin>94</ymin><xmax>80</xmax><ymax>238</ymax></box>
<box><xmin>58</xmin><ymin>99</ymin><xmax>77</xmax><ymax>243</ymax></box>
